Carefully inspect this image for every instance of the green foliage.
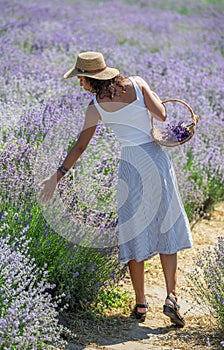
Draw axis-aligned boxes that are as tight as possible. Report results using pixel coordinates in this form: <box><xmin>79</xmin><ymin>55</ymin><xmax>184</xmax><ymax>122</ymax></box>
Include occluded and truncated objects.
<box><xmin>172</xmin><ymin>6</ymin><xmax>190</xmax><ymax>15</ymax></box>
<box><xmin>206</xmin><ymin>177</ymin><xmax>224</xmax><ymax>203</ymax></box>
<box><xmin>92</xmin><ymin>286</ymin><xmax>132</xmax><ymax>315</ymax></box>
<box><xmin>184</xmin><ymin>202</ymin><xmax>196</xmax><ymax>223</ymax></box>
<box><xmin>0</xmin><ymin>200</ymin><xmax>126</xmax><ymax>310</ymax></box>
<box><xmin>204</xmin><ymin>0</ymin><xmax>224</xmax><ymax>4</ymax></box>
<box><xmin>0</xmin><ymin>274</ymin><xmax>5</xmax><ymax>314</ymax></box>
<box><xmin>66</xmin><ymin>139</ymin><xmax>76</xmax><ymax>153</ymax></box>
<box><xmin>184</xmin><ymin>173</ymin><xmax>224</xmax><ymax>222</ymax></box>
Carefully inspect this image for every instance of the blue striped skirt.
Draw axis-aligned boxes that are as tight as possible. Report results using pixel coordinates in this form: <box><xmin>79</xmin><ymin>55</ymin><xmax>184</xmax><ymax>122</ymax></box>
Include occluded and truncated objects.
<box><xmin>117</xmin><ymin>141</ymin><xmax>193</xmax><ymax>264</ymax></box>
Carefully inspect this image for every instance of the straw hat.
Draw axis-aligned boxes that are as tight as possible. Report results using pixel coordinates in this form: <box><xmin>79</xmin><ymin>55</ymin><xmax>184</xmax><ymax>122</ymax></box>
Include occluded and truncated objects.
<box><xmin>64</xmin><ymin>51</ymin><xmax>120</xmax><ymax>80</ymax></box>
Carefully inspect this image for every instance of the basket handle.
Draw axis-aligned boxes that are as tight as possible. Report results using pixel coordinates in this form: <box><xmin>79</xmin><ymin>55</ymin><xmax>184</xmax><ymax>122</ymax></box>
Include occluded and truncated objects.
<box><xmin>151</xmin><ymin>98</ymin><xmax>199</xmax><ymax>128</ymax></box>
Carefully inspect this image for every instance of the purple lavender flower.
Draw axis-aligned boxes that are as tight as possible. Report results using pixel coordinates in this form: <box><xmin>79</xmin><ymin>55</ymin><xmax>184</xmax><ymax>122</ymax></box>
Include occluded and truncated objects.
<box><xmin>162</xmin><ymin>122</ymin><xmax>191</xmax><ymax>142</ymax></box>
<box><xmin>188</xmin><ymin>237</ymin><xmax>224</xmax><ymax>329</ymax></box>
<box><xmin>0</xmin><ymin>233</ymin><xmax>67</xmax><ymax>349</ymax></box>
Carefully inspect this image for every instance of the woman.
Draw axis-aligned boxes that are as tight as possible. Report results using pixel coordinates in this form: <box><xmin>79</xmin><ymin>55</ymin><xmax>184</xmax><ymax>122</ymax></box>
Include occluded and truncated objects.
<box><xmin>38</xmin><ymin>51</ymin><xmax>193</xmax><ymax>326</ymax></box>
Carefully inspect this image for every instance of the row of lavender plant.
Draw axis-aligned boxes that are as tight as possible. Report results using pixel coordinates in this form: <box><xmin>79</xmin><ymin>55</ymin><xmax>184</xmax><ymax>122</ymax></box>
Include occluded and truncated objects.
<box><xmin>0</xmin><ymin>229</ymin><xmax>67</xmax><ymax>349</ymax></box>
<box><xmin>0</xmin><ymin>197</ymin><xmax>125</xmax><ymax>309</ymax></box>
<box><xmin>187</xmin><ymin>236</ymin><xmax>224</xmax><ymax>345</ymax></box>
<box><xmin>1</xmin><ymin>0</ymin><xmax>223</xmax><ymax>219</ymax></box>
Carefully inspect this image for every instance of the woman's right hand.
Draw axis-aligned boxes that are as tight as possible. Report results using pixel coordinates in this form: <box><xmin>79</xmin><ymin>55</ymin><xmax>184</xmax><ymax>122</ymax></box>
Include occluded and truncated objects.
<box><xmin>37</xmin><ymin>172</ymin><xmax>58</xmax><ymax>204</ymax></box>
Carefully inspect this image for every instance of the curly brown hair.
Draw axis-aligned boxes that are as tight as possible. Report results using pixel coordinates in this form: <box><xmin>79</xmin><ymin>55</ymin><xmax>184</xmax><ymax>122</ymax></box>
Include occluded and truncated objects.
<box><xmin>85</xmin><ymin>75</ymin><xmax>127</xmax><ymax>100</ymax></box>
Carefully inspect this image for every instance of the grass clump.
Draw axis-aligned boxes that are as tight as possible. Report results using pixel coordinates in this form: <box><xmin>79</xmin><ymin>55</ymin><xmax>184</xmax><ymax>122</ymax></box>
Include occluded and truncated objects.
<box><xmin>92</xmin><ymin>286</ymin><xmax>132</xmax><ymax>315</ymax></box>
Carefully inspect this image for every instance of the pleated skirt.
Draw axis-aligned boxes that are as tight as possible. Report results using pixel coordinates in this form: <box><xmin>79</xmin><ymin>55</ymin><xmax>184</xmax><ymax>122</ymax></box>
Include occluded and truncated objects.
<box><xmin>117</xmin><ymin>141</ymin><xmax>193</xmax><ymax>264</ymax></box>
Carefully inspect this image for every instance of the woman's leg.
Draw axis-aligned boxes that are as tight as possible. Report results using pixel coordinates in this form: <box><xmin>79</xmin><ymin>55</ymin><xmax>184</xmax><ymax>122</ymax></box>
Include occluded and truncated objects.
<box><xmin>128</xmin><ymin>259</ymin><xmax>147</xmax><ymax>313</ymax></box>
<box><xmin>160</xmin><ymin>253</ymin><xmax>184</xmax><ymax>319</ymax></box>
<box><xmin>159</xmin><ymin>253</ymin><xmax>177</xmax><ymax>295</ymax></box>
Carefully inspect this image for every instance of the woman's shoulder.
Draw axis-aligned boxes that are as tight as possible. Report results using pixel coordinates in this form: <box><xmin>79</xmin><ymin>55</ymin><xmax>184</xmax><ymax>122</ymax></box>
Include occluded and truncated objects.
<box><xmin>130</xmin><ymin>75</ymin><xmax>148</xmax><ymax>84</ymax></box>
<box><xmin>87</xmin><ymin>99</ymin><xmax>101</xmax><ymax>120</ymax></box>
<box><xmin>129</xmin><ymin>75</ymin><xmax>150</xmax><ymax>92</ymax></box>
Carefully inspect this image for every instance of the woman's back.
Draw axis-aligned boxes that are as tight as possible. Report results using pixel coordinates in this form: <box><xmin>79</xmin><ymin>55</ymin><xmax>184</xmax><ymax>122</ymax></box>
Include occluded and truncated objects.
<box><xmin>95</xmin><ymin>77</ymin><xmax>138</xmax><ymax>113</ymax></box>
<box><xmin>93</xmin><ymin>76</ymin><xmax>154</xmax><ymax>146</ymax></box>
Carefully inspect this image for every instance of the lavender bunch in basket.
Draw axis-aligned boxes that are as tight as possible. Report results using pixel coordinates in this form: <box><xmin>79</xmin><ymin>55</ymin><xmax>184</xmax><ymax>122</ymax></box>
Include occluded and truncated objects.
<box><xmin>162</xmin><ymin>122</ymin><xmax>191</xmax><ymax>142</ymax></box>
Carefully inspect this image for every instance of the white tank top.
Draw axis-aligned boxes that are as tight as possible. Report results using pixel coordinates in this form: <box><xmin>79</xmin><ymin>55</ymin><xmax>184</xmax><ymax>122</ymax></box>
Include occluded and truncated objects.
<box><xmin>93</xmin><ymin>76</ymin><xmax>153</xmax><ymax>146</ymax></box>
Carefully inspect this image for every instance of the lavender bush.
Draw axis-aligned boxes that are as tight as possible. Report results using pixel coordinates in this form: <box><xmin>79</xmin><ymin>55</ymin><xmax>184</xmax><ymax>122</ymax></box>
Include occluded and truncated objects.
<box><xmin>188</xmin><ymin>236</ymin><xmax>224</xmax><ymax>330</ymax></box>
<box><xmin>0</xmin><ymin>230</ymin><xmax>67</xmax><ymax>349</ymax></box>
<box><xmin>0</xmin><ymin>200</ymin><xmax>125</xmax><ymax>310</ymax></box>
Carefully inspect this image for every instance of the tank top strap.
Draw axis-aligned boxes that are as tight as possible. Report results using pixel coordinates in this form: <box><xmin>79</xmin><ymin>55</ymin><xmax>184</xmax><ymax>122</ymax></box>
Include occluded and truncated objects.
<box><xmin>128</xmin><ymin>76</ymin><xmax>145</xmax><ymax>102</ymax></box>
<box><xmin>93</xmin><ymin>94</ymin><xmax>102</xmax><ymax>114</ymax></box>
<box><xmin>93</xmin><ymin>94</ymin><xmax>98</xmax><ymax>106</ymax></box>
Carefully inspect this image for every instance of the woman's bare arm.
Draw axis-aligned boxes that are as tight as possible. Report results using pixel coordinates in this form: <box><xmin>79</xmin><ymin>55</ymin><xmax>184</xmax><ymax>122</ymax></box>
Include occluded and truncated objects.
<box><xmin>134</xmin><ymin>76</ymin><xmax>166</xmax><ymax>122</ymax></box>
<box><xmin>38</xmin><ymin>102</ymin><xmax>100</xmax><ymax>203</ymax></box>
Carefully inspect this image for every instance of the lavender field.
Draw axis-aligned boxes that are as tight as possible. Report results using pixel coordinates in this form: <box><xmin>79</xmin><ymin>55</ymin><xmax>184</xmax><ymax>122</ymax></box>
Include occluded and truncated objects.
<box><xmin>0</xmin><ymin>0</ymin><xmax>224</xmax><ymax>348</ymax></box>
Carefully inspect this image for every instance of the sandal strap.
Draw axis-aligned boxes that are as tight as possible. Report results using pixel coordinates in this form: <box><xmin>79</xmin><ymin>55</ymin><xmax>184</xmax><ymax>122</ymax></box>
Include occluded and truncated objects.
<box><xmin>135</xmin><ymin>303</ymin><xmax>148</xmax><ymax>308</ymax></box>
<box><xmin>166</xmin><ymin>295</ymin><xmax>180</xmax><ymax>311</ymax></box>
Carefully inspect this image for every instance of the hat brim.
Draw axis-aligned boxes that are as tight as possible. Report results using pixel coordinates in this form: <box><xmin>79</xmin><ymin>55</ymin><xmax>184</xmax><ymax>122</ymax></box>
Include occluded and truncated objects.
<box><xmin>63</xmin><ymin>66</ymin><xmax>120</xmax><ymax>80</ymax></box>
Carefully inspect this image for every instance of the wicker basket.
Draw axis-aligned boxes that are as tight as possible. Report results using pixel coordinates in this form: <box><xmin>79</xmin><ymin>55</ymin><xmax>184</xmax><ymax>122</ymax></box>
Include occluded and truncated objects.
<box><xmin>150</xmin><ymin>99</ymin><xmax>199</xmax><ymax>147</ymax></box>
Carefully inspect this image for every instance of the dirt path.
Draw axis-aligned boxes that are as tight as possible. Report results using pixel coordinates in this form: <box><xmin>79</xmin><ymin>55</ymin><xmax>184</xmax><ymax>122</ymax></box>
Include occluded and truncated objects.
<box><xmin>62</xmin><ymin>202</ymin><xmax>224</xmax><ymax>350</ymax></box>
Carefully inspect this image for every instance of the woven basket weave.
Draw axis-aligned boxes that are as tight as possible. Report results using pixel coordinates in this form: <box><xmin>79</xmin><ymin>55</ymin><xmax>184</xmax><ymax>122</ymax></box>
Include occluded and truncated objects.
<box><xmin>150</xmin><ymin>98</ymin><xmax>199</xmax><ymax>147</ymax></box>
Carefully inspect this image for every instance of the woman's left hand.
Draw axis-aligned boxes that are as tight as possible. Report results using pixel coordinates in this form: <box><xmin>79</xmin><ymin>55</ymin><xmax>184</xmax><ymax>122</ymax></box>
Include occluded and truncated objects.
<box><xmin>37</xmin><ymin>172</ymin><xmax>58</xmax><ymax>203</ymax></box>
